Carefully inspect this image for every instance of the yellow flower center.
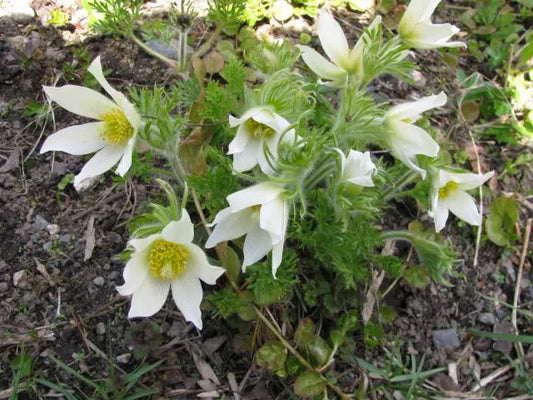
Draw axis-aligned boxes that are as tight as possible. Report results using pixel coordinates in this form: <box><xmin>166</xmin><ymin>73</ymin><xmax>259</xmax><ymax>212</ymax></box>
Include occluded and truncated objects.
<box><xmin>438</xmin><ymin>181</ymin><xmax>459</xmax><ymax>200</ymax></box>
<box><xmin>244</xmin><ymin>119</ymin><xmax>276</xmax><ymax>139</ymax></box>
<box><xmin>148</xmin><ymin>239</ymin><xmax>188</xmax><ymax>280</ymax></box>
<box><xmin>99</xmin><ymin>109</ymin><xmax>134</xmax><ymax>145</ymax></box>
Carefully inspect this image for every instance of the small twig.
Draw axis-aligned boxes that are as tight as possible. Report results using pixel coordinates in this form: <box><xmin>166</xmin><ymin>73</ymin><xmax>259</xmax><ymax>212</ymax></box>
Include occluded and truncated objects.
<box><xmin>191</xmin><ymin>188</ymin><xmax>211</xmax><ymax>235</ymax></box>
<box><xmin>471</xmin><ymin>364</ymin><xmax>511</xmax><ymax>392</ymax></box>
<box><xmin>252</xmin><ymin>305</ymin><xmax>353</xmax><ymax>400</ymax></box>
<box><xmin>466</xmin><ymin>128</ymin><xmax>484</xmax><ymax>267</ymax></box>
<box><xmin>512</xmin><ymin>218</ymin><xmax>532</xmax><ymax>359</ymax></box>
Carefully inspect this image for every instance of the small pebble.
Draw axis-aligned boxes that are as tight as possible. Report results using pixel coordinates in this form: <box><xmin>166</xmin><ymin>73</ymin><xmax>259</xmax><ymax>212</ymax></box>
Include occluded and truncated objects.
<box><xmin>96</xmin><ymin>322</ymin><xmax>106</xmax><ymax>335</ymax></box>
<box><xmin>13</xmin><ymin>270</ymin><xmax>29</xmax><ymax>288</ymax></box>
<box><xmin>34</xmin><ymin>215</ymin><xmax>49</xmax><ymax>230</ymax></box>
<box><xmin>493</xmin><ymin>321</ymin><xmax>514</xmax><ymax>354</ymax></box>
<box><xmin>0</xmin><ymin>282</ymin><xmax>8</xmax><ymax>292</ymax></box>
<box><xmin>92</xmin><ymin>276</ymin><xmax>105</xmax><ymax>286</ymax></box>
<box><xmin>116</xmin><ymin>353</ymin><xmax>131</xmax><ymax>364</ymax></box>
<box><xmin>432</xmin><ymin>328</ymin><xmax>460</xmax><ymax>349</ymax></box>
<box><xmin>46</xmin><ymin>224</ymin><xmax>60</xmax><ymax>235</ymax></box>
<box><xmin>478</xmin><ymin>313</ymin><xmax>497</xmax><ymax>326</ymax></box>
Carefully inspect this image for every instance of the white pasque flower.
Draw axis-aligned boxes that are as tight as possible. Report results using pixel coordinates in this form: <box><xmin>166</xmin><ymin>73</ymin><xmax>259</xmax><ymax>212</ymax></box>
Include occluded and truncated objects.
<box><xmin>384</xmin><ymin>92</ymin><xmax>446</xmax><ymax>179</ymax></box>
<box><xmin>228</xmin><ymin>106</ymin><xmax>296</xmax><ymax>175</ymax></box>
<box><xmin>40</xmin><ymin>56</ymin><xmax>141</xmax><ymax>187</ymax></box>
<box><xmin>116</xmin><ymin>210</ymin><xmax>225</xmax><ymax>329</ymax></box>
<box><xmin>205</xmin><ymin>183</ymin><xmax>289</xmax><ymax>276</ymax></box>
<box><xmin>399</xmin><ymin>0</ymin><xmax>466</xmax><ymax>49</ymax></box>
<box><xmin>297</xmin><ymin>11</ymin><xmax>381</xmax><ymax>86</ymax></box>
<box><xmin>337</xmin><ymin>149</ymin><xmax>377</xmax><ymax>187</ymax></box>
<box><xmin>431</xmin><ymin>169</ymin><xmax>494</xmax><ymax>232</ymax></box>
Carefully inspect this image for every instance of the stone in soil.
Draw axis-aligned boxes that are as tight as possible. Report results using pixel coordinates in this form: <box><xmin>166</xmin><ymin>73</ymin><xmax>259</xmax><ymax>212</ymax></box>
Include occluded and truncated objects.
<box><xmin>0</xmin><ymin>0</ymin><xmax>35</xmax><ymax>23</ymax></box>
<box><xmin>492</xmin><ymin>321</ymin><xmax>514</xmax><ymax>354</ymax></box>
<box><xmin>13</xmin><ymin>270</ymin><xmax>29</xmax><ymax>288</ymax></box>
<box><xmin>478</xmin><ymin>312</ymin><xmax>497</xmax><ymax>326</ymax></box>
<box><xmin>432</xmin><ymin>328</ymin><xmax>460</xmax><ymax>349</ymax></box>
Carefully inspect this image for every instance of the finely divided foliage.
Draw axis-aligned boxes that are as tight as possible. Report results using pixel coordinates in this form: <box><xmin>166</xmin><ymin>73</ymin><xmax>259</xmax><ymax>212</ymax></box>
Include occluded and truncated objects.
<box><xmin>39</xmin><ymin>0</ymin><xmax>495</xmax><ymax>393</ymax></box>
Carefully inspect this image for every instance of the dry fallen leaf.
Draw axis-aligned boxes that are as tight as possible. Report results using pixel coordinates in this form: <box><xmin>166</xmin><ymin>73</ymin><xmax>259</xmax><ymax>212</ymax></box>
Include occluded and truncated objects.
<box><xmin>84</xmin><ymin>214</ymin><xmax>96</xmax><ymax>261</ymax></box>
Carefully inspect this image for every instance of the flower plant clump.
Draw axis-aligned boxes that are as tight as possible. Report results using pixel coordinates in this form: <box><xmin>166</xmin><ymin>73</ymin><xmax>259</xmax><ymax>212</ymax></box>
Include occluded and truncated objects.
<box><xmin>40</xmin><ymin>0</ymin><xmax>495</xmax><ymax>397</ymax></box>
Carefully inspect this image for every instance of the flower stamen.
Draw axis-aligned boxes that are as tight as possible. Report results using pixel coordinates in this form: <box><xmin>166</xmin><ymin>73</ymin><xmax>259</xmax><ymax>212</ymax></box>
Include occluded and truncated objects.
<box><xmin>244</xmin><ymin>119</ymin><xmax>276</xmax><ymax>139</ymax></box>
<box><xmin>100</xmin><ymin>109</ymin><xmax>134</xmax><ymax>145</ymax></box>
<box><xmin>438</xmin><ymin>181</ymin><xmax>458</xmax><ymax>199</ymax></box>
<box><xmin>148</xmin><ymin>239</ymin><xmax>188</xmax><ymax>280</ymax></box>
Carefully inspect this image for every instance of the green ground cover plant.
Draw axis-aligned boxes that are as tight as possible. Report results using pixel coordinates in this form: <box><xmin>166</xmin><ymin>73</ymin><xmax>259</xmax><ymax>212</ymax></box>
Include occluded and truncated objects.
<box><xmin>12</xmin><ymin>0</ymin><xmax>530</xmax><ymax>398</ymax></box>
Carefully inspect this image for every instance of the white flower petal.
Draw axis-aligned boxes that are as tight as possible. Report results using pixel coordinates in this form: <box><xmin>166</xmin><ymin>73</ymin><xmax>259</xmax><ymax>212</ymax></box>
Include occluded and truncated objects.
<box><xmin>73</xmin><ymin>145</ymin><xmax>125</xmax><ymax>186</ymax></box>
<box><xmin>343</xmin><ymin>150</ymin><xmax>376</xmax><ymax>185</ymax></box>
<box><xmin>87</xmin><ymin>56</ymin><xmax>129</xmax><ymax>108</ymax></box>
<box><xmin>387</xmin><ymin>93</ymin><xmax>447</xmax><ymax>122</ymax></box>
<box><xmin>253</xmin><ymin>110</ymin><xmax>290</xmax><ymax>134</ymax></box>
<box><xmin>260</xmin><ymin>196</ymin><xmax>287</xmax><ymax>242</ymax></box>
<box><xmin>170</xmin><ymin>272</ymin><xmax>203</xmax><ymax>329</ymax></box>
<box><xmin>115</xmin><ymin>138</ymin><xmax>135</xmax><ymax>177</ymax></box>
<box><xmin>161</xmin><ymin>210</ymin><xmax>194</xmax><ymax>244</ymax></box>
<box><xmin>227</xmin><ymin>183</ymin><xmax>283</xmax><ymax>212</ymax></box>
<box><xmin>129</xmin><ymin>235</ymin><xmax>158</xmax><ymax>252</ymax></box>
<box><xmin>186</xmin><ymin>244</ymin><xmax>225</xmax><ymax>285</ymax></box>
<box><xmin>439</xmin><ymin>170</ymin><xmax>494</xmax><ymax>191</ymax></box>
<box><xmin>317</xmin><ymin>12</ymin><xmax>350</xmax><ymax>69</ymax></box>
<box><xmin>128</xmin><ymin>275</ymin><xmax>170</xmax><ymax>318</ymax></box>
<box><xmin>232</xmin><ymin>139</ymin><xmax>261</xmax><ymax>172</ymax></box>
<box><xmin>389</xmin><ymin>120</ymin><xmax>440</xmax><ymax>158</ymax></box>
<box><xmin>401</xmin><ymin>0</ymin><xmax>440</xmax><ymax>27</ymax></box>
<box><xmin>122</xmin><ymin>101</ymin><xmax>142</xmax><ymax>131</ymax></box>
<box><xmin>407</xmin><ymin>23</ymin><xmax>465</xmax><ymax>49</ymax></box>
<box><xmin>242</xmin><ymin>226</ymin><xmax>273</xmax><ymax>268</ymax></box>
<box><xmin>228</xmin><ymin>125</ymin><xmax>251</xmax><ymax>154</ymax></box>
<box><xmin>433</xmin><ymin>197</ymin><xmax>449</xmax><ymax>232</ymax></box>
<box><xmin>44</xmin><ymin>85</ymin><xmax>117</xmax><ymax>120</ymax></box>
<box><xmin>297</xmin><ymin>45</ymin><xmax>347</xmax><ymax>82</ymax></box>
<box><xmin>271</xmin><ymin>239</ymin><xmax>285</xmax><ymax>277</ymax></box>
<box><xmin>347</xmin><ymin>176</ymin><xmax>375</xmax><ymax>187</ymax></box>
<box><xmin>205</xmin><ymin>208</ymin><xmax>256</xmax><ymax>248</ymax></box>
<box><xmin>116</xmin><ymin>252</ymin><xmax>149</xmax><ymax>296</ymax></box>
<box><xmin>443</xmin><ymin>190</ymin><xmax>481</xmax><ymax>226</ymax></box>
<box><xmin>392</xmin><ymin>148</ymin><xmax>428</xmax><ymax>178</ymax></box>
<box><xmin>40</xmin><ymin>122</ymin><xmax>107</xmax><ymax>155</ymax></box>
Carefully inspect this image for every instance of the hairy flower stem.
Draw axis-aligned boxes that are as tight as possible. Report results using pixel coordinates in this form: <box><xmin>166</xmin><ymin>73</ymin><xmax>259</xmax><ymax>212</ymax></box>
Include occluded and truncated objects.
<box><xmin>164</xmin><ymin>151</ymin><xmax>187</xmax><ymax>186</ymax></box>
<box><xmin>304</xmin><ymin>158</ymin><xmax>337</xmax><ymax>190</ymax></box>
<box><xmin>382</xmin><ymin>170</ymin><xmax>418</xmax><ymax>201</ymax></box>
<box><xmin>129</xmin><ymin>33</ymin><xmax>180</xmax><ymax>71</ymax></box>
<box><xmin>192</xmin><ymin>24</ymin><xmax>223</xmax><ymax>59</ymax></box>
<box><xmin>178</xmin><ymin>29</ymin><xmax>189</xmax><ymax>72</ymax></box>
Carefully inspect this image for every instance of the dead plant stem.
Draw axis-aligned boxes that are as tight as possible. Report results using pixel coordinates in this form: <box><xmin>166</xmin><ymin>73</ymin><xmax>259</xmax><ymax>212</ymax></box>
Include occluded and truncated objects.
<box><xmin>512</xmin><ymin>218</ymin><xmax>532</xmax><ymax>359</ymax></box>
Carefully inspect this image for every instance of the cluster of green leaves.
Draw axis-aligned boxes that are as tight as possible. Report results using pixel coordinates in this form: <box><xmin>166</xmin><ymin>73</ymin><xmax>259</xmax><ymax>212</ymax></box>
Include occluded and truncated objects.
<box><xmin>295</xmin><ymin>189</ymin><xmax>383</xmax><ymax>289</ymax></box>
<box><xmin>462</xmin><ymin>0</ymin><xmax>530</xmax><ymax>69</ymax></box>
<box><xmin>255</xmin><ymin>314</ymin><xmax>359</xmax><ymax>397</ymax></box>
<box><xmin>459</xmin><ymin>0</ymin><xmax>533</xmax><ymax>142</ymax></box>
<box><xmin>87</xmin><ymin>0</ymin><xmax>143</xmax><ymax>37</ymax></box>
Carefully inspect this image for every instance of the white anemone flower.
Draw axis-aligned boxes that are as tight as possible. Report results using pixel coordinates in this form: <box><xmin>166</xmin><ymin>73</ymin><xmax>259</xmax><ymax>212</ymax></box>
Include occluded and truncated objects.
<box><xmin>384</xmin><ymin>92</ymin><xmax>446</xmax><ymax>179</ymax></box>
<box><xmin>337</xmin><ymin>149</ymin><xmax>377</xmax><ymax>187</ymax></box>
<box><xmin>116</xmin><ymin>210</ymin><xmax>225</xmax><ymax>329</ymax></box>
<box><xmin>399</xmin><ymin>0</ymin><xmax>466</xmax><ymax>49</ymax></box>
<box><xmin>297</xmin><ymin>11</ymin><xmax>381</xmax><ymax>86</ymax></box>
<box><xmin>228</xmin><ymin>106</ymin><xmax>296</xmax><ymax>175</ymax></box>
<box><xmin>431</xmin><ymin>169</ymin><xmax>494</xmax><ymax>232</ymax></box>
<box><xmin>205</xmin><ymin>183</ymin><xmax>289</xmax><ymax>277</ymax></box>
<box><xmin>40</xmin><ymin>56</ymin><xmax>141</xmax><ymax>187</ymax></box>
